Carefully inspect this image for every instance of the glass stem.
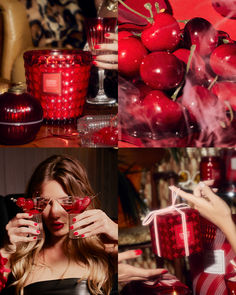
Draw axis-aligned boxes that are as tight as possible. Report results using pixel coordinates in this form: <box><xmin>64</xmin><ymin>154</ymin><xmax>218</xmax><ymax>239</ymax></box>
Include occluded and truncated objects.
<box><xmin>97</xmin><ymin>68</ymin><xmax>106</xmax><ymax>95</ymax></box>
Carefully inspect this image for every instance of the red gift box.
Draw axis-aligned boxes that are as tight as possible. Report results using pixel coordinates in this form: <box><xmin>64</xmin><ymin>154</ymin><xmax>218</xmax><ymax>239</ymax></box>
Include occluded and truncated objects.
<box><xmin>189</xmin><ymin>215</ymin><xmax>236</xmax><ymax>295</ymax></box>
<box><xmin>143</xmin><ymin>193</ymin><xmax>202</xmax><ymax>260</ymax></box>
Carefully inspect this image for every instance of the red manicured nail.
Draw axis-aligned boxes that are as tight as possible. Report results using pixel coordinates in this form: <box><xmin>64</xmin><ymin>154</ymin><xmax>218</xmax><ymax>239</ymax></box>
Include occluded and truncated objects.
<box><xmin>73</xmin><ymin>231</ymin><xmax>78</xmax><ymax>236</ymax></box>
<box><xmin>161</xmin><ymin>270</ymin><xmax>168</xmax><ymax>274</ymax></box>
<box><xmin>33</xmin><ymin>237</ymin><xmax>37</xmax><ymax>240</ymax></box>
<box><xmin>34</xmin><ymin>223</ymin><xmax>38</xmax><ymax>226</ymax></box>
<box><xmin>72</xmin><ymin>217</ymin><xmax>76</xmax><ymax>222</ymax></box>
<box><xmin>29</xmin><ymin>213</ymin><xmax>33</xmax><ymax>217</ymax></box>
<box><xmin>92</xmin><ymin>61</ymin><xmax>97</xmax><ymax>66</ymax></box>
<box><xmin>104</xmin><ymin>33</ymin><xmax>110</xmax><ymax>37</ymax></box>
<box><xmin>94</xmin><ymin>45</ymin><xmax>101</xmax><ymax>49</ymax></box>
<box><xmin>36</xmin><ymin>230</ymin><xmax>40</xmax><ymax>234</ymax></box>
<box><xmin>81</xmin><ymin>234</ymin><xmax>85</xmax><ymax>238</ymax></box>
<box><xmin>69</xmin><ymin>225</ymin><xmax>74</xmax><ymax>230</ymax></box>
<box><xmin>134</xmin><ymin>249</ymin><xmax>142</xmax><ymax>256</ymax></box>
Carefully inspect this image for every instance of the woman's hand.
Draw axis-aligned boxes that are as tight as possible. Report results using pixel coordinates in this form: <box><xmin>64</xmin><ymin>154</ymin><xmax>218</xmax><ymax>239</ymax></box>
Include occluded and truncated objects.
<box><xmin>72</xmin><ymin>209</ymin><xmax>118</xmax><ymax>241</ymax></box>
<box><xmin>5</xmin><ymin>213</ymin><xmax>41</xmax><ymax>253</ymax></box>
<box><xmin>169</xmin><ymin>180</ymin><xmax>236</xmax><ymax>253</ymax></box>
<box><xmin>118</xmin><ymin>250</ymin><xmax>168</xmax><ymax>284</ymax></box>
<box><xmin>169</xmin><ymin>180</ymin><xmax>232</xmax><ymax>229</ymax></box>
<box><xmin>93</xmin><ymin>33</ymin><xmax>118</xmax><ymax>70</ymax></box>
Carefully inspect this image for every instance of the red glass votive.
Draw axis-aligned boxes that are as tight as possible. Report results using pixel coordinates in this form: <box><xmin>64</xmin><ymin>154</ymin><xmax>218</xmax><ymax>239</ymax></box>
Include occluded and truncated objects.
<box><xmin>156</xmin><ymin>286</ymin><xmax>191</xmax><ymax>295</ymax></box>
<box><xmin>200</xmin><ymin>156</ymin><xmax>222</xmax><ymax>188</ymax></box>
<box><xmin>225</xmin><ymin>272</ymin><xmax>236</xmax><ymax>294</ymax></box>
<box><xmin>24</xmin><ymin>49</ymin><xmax>92</xmax><ymax>124</ymax></box>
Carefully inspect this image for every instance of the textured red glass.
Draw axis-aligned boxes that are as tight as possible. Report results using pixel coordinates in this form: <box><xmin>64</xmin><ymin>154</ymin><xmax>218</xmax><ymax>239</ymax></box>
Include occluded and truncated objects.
<box><xmin>225</xmin><ymin>272</ymin><xmax>236</xmax><ymax>294</ymax></box>
<box><xmin>0</xmin><ymin>91</ymin><xmax>43</xmax><ymax>144</ymax></box>
<box><xmin>200</xmin><ymin>156</ymin><xmax>221</xmax><ymax>187</ymax></box>
<box><xmin>24</xmin><ymin>49</ymin><xmax>92</xmax><ymax>124</ymax></box>
<box><xmin>149</xmin><ymin>208</ymin><xmax>202</xmax><ymax>260</ymax></box>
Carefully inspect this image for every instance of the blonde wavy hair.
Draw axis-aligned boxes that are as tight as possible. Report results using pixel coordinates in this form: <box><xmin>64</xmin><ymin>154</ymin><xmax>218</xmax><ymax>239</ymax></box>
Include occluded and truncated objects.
<box><xmin>9</xmin><ymin>155</ymin><xmax>116</xmax><ymax>295</ymax></box>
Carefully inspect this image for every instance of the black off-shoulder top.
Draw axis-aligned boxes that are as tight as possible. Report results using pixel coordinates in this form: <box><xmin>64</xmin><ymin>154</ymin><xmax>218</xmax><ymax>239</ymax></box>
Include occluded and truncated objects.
<box><xmin>1</xmin><ymin>275</ymin><xmax>118</xmax><ymax>295</ymax></box>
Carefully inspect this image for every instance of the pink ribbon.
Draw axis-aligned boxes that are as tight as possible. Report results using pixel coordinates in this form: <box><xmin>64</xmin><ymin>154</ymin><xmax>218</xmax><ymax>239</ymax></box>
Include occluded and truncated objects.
<box><xmin>142</xmin><ymin>190</ymin><xmax>190</xmax><ymax>257</ymax></box>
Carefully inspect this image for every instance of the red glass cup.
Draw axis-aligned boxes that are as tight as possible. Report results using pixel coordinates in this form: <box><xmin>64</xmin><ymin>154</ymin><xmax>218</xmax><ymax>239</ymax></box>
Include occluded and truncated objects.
<box><xmin>225</xmin><ymin>272</ymin><xmax>236</xmax><ymax>294</ymax></box>
<box><xmin>24</xmin><ymin>49</ymin><xmax>92</xmax><ymax>124</ymax></box>
<box><xmin>62</xmin><ymin>195</ymin><xmax>95</xmax><ymax>239</ymax></box>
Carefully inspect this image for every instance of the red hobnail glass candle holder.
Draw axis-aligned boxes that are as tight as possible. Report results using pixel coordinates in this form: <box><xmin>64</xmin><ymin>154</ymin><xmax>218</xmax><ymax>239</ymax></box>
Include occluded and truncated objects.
<box><xmin>24</xmin><ymin>49</ymin><xmax>92</xmax><ymax>124</ymax></box>
<box><xmin>225</xmin><ymin>272</ymin><xmax>236</xmax><ymax>294</ymax></box>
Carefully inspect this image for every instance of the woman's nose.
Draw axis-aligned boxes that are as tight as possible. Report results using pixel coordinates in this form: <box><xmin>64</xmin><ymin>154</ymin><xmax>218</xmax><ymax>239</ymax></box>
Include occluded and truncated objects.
<box><xmin>49</xmin><ymin>200</ymin><xmax>64</xmax><ymax>217</ymax></box>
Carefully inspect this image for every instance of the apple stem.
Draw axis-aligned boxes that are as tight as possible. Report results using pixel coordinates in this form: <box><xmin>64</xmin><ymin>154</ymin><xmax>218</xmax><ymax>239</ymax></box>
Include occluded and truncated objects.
<box><xmin>171</xmin><ymin>82</ymin><xmax>184</xmax><ymax>101</ymax></box>
<box><xmin>223</xmin><ymin>39</ymin><xmax>230</xmax><ymax>44</ymax></box>
<box><xmin>144</xmin><ymin>3</ymin><xmax>154</xmax><ymax>20</ymax></box>
<box><xmin>207</xmin><ymin>75</ymin><xmax>218</xmax><ymax>90</ymax></box>
<box><xmin>118</xmin><ymin>0</ymin><xmax>153</xmax><ymax>23</ymax></box>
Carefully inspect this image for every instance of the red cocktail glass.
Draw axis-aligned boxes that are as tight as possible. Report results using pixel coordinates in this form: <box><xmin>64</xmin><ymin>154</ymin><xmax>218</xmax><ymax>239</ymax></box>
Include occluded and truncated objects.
<box><xmin>85</xmin><ymin>17</ymin><xmax>117</xmax><ymax>105</ymax></box>
<box><xmin>64</xmin><ymin>195</ymin><xmax>95</xmax><ymax>239</ymax></box>
<box><xmin>12</xmin><ymin>196</ymin><xmax>44</xmax><ymax>240</ymax></box>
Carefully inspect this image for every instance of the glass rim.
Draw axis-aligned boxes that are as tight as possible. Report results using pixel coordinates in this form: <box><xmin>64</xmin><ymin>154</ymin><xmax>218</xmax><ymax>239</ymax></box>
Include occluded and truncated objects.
<box><xmin>23</xmin><ymin>49</ymin><xmax>92</xmax><ymax>59</ymax></box>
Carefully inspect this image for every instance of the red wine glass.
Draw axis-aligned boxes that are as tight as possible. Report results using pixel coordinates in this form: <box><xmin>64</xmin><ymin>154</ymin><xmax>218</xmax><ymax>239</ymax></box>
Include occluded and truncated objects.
<box><xmin>85</xmin><ymin>17</ymin><xmax>117</xmax><ymax>105</ymax></box>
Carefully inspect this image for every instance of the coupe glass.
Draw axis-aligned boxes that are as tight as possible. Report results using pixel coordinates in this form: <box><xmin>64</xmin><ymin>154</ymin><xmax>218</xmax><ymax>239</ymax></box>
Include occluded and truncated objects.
<box><xmin>85</xmin><ymin>17</ymin><xmax>117</xmax><ymax>105</ymax></box>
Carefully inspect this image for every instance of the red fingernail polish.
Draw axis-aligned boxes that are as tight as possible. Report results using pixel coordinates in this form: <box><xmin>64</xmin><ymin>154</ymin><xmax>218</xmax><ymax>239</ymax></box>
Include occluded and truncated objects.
<box><xmin>104</xmin><ymin>33</ymin><xmax>110</xmax><ymax>37</ymax></box>
<box><xmin>94</xmin><ymin>45</ymin><xmax>101</xmax><ymax>49</ymax></box>
<box><xmin>134</xmin><ymin>249</ymin><xmax>142</xmax><ymax>256</ymax></box>
<box><xmin>69</xmin><ymin>225</ymin><xmax>74</xmax><ymax>230</ymax></box>
<box><xmin>36</xmin><ymin>230</ymin><xmax>40</xmax><ymax>234</ymax></box>
<box><xmin>81</xmin><ymin>234</ymin><xmax>85</xmax><ymax>238</ymax></box>
<box><xmin>72</xmin><ymin>217</ymin><xmax>76</xmax><ymax>222</ymax></box>
<box><xmin>161</xmin><ymin>270</ymin><xmax>168</xmax><ymax>274</ymax></box>
<box><xmin>73</xmin><ymin>231</ymin><xmax>78</xmax><ymax>236</ymax></box>
<box><xmin>34</xmin><ymin>223</ymin><xmax>38</xmax><ymax>226</ymax></box>
<box><xmin>33</xmin><ymin>237</ymin><xmax>37</xmax><ymax>240</ymax></box>
<box><xmin>92</xmin><ymin>61</ymin><xmax>97</xmax><ymax>66</ymax></box>
<box><xmin>29</xmin><ymin>213</ymin><xmax>33</xmax><ymax>217</ymax></box>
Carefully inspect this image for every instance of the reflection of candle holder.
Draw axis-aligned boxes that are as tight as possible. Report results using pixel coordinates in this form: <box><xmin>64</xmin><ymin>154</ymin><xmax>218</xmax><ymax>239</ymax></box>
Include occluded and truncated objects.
<box><xmin>225</xmin><ymin>272</ymin><xmax>236</xmax><ymax>294</ymax></box>
<box><xmin>24</xmin><ymin>49</ymin><xmax>92</xmax><ymax>124</ymax></box>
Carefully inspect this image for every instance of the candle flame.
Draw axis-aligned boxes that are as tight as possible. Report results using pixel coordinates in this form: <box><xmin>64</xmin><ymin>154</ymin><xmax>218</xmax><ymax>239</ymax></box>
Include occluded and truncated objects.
<box><xmin>173</xmin><ymin>291</ymin><xmax>177</xmax><ymax>295</ymax></box>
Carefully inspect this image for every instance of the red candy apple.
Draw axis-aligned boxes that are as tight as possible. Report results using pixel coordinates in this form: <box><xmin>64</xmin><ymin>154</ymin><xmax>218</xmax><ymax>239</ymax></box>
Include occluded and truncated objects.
<box><xmin>140</xmin><ymin>52</ymin><xmax>185</xmax><ymax>90</ymax></box>
<box><xmin>141</xmin><ymin>13</ymin><xmax>181</xmax><ymax>51</ymax></box>
<box><xmin>210</xmin><ymin>44</ymin><xmax>236</xmax><ymax>79</ymax></box>
<box><xmin>142</xmin><ymin>90</ymin><xmax>183</xmax><ymax>131</ymax></box>
<box><xmin>119</xmin><ymin>36</ymin><xmax>148</xmax><ymax>78</ymax></box>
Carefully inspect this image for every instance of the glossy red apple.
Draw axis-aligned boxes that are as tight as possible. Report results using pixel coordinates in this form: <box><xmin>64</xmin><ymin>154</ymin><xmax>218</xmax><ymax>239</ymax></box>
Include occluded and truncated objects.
<box><xmin>118</xmin><ymin>30</ymin><xmax>133</xmax><ymax>41</ymax></box>
<box><xmin>211</xmin><ymin>81</ymin><xmax>236</xmax><ymax>110</ymax></box>
<box><xmin>119</xmin><ymin>36</ymin><xmax>148</xmax><ymax>78</ymax></box>
<box><xmin>210</xmin><ymin>44</ymin><xmax>236</xmax><ymax>79</ymax></box>
<box><xmin>142</xmin><ymin>90</ymin><xmax>183</xmax><ymax>131</ymax></box>
<box><xmin>141</xmin><ymin>13</ymin><xmax>181</xmax><ymax>51</ymax></box>
<box><xmin>140</xmin><ymin>52</ymin><xmax>185</xmax><ymax>90</ymax></box>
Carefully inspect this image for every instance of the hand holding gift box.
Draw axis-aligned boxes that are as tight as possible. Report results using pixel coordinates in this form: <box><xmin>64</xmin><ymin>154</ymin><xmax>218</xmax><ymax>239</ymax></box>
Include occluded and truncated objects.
<box><xmin>143</xmin><ymin>189</ymin><xmax>202</xmax><ymax>260</ymax></box>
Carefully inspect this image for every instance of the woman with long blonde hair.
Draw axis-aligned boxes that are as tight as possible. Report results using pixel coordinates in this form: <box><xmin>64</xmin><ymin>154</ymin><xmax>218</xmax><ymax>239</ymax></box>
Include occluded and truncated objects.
<box><xmin>0</xmin><ymin>155</ymin><xmax>118</xmax><ymax>295</ymax></box>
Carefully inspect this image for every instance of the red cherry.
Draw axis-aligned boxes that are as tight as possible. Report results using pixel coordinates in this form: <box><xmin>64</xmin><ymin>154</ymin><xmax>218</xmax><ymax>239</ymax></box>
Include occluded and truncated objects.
<box><xmin>183</xmin><ymin>17</ymin><xmax>218</xmax><ymax>56</ymax></box>
<box><xmin>140</xmin><ymin>52</ymin><xmax>185</xmax><ymax>90</ymax></box>
<box><xmin>24</xmin><ymin>199</ymin><xmax>34</xmax><ymax>211</ymax></box>
<box><xmin>212</xmin><ymin>0</ymin><xmax>236</xmax><ymax>19</ymax></box>
<box><xmin>141</xmin><ymin>13</ymin><xmax>181</xmax><ymax>51</ymax></box>
<box><xmin>16</xmin><ymin>197</ymin><xmax>26</xmax><ymax>208</ymax></box>
<box><xmin>210</xmin><ymin>44</ymin><xmax>236</xmax><ymax>79</ymax></box>
<box><xmin>119</xmin><ymin>37</ymin><xmax>148</xmax><ymax>78</ymax></box>
<box><xmin>211</xmin><ymin>81</ymin><xmax>236</xmax><ymax>111</ymax></box>
<box><xmin>28</xmin><ymin>209</ymin><xmax>40</xmax><ymax>214</ymax></box>
<box><xmin>118</xmin><ymin>31</ymin><xmax>133</xmax><ymax>41</ymax></box>
<box><xmin>142</xmin><ymin>90</ymin><xmax>183</xmax><ymax>131</ymax></box>
<box><xmin>181</xmin><ymin>85</ymin><xmax>218</xmax><ymax>122</ymax></box>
